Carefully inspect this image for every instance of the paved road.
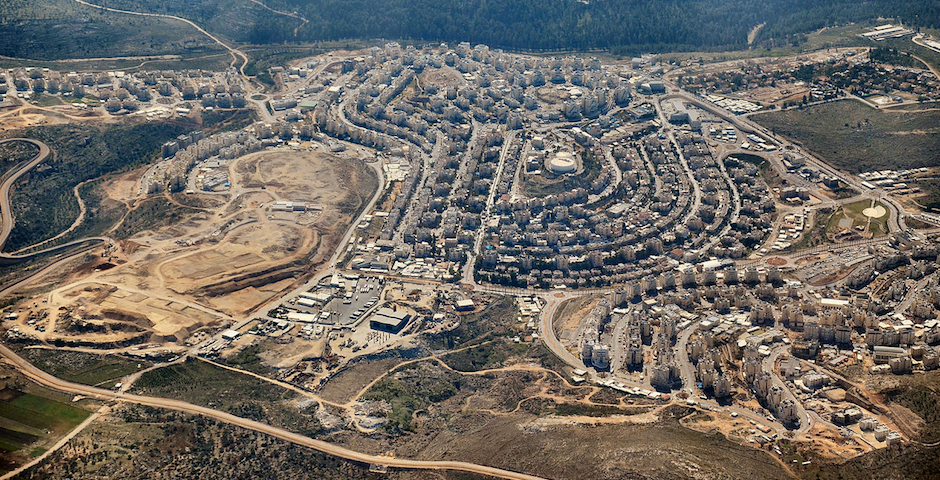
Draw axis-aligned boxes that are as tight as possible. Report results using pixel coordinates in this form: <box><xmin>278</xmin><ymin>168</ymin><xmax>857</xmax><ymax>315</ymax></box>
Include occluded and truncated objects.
<box><xmin>475</xmin><ymin>130</ymin><xmax>518</xmax><ymax>257</ymax></box>
<box><xmin>538</xmin><ymin>294</ymin><xmax>585</xmax><ymax>368</ymax></box>
<box><xmin>674</xmin><ymin>324</ymin><xmax>699</xmax><ymax>395</ymax></box>
<box><xmin>0</xmin><ymin>138</ymin><xmax>114</xmax><ymax>265</ymax></box>
<box><xmin>763</xmin><ymin>345</ymin><xmax>813</xmax><ymax>437</ymax></box>
<box><xmin>71</xmin><ymin>0</ymin><xmax>285</xmax><ymax>123</ymax></box>
<box><xmin>0</xmin><ymin>343</ymin><xmax>547</xmax><ymax>480</ymax></box>
<box><xmin>0</xmin><ymin>138</ymin><xmax>51</xmax><ymax>251</ymax></box>
<box><xmin>700</xmin><ymin>151</ymin><xmax>741</xmax><ymax>252</ymax></box>
<box><xmin>663</xmin><ymin>91</ymin><xmax>867</xmax><ymax>189</ymax></box>
<box><xmin>535</xmin><ymin>288</ymin><xmax>786</xmax><ymax>435</ymax></box>
<box><xmin>912</xmin><ymin>35</ymin><xmax>940</xmax><ymax>77</ymax></box>
<box><xmin>664</xmin><ymin>88</ymin><xmax>919</xmax><ymax>246</ymax></box>
<box><xmin>654</xmin><ymin>105</ymin><xmax>702</xmax><ymax>229</ymax></box>
<box><xmin>588</xmin><ymin>147</ymin><xmax>623</xmax><ymax>204</ymax></box>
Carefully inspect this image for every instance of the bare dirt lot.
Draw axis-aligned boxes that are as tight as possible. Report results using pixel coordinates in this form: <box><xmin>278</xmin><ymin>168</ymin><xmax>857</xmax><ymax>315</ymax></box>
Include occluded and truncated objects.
<box><xmin>12</xmin><ymin>147</ymin><xmax>377</xmax><ymax>349</ymax></box>
<box><xmin>409</xmin><ymin>405</ymin><xmax>794</xmax><ymax>480</ymax></box>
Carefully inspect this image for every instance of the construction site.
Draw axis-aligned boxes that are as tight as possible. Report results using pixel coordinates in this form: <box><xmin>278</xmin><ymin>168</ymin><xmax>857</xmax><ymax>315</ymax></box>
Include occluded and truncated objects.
<box><xmin>8</xmin><ymin>146</ymin><xmax>377</xmax><ymax>354</ymax></box>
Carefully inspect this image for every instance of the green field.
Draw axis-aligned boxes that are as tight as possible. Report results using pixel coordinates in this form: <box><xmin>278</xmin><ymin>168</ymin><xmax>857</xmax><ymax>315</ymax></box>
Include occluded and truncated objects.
<box><xmin>0</xmin><ymin>387</ymin><xmax>88</xmax><ymax>470</ymax></box>
<box><xmin>16</xmin><ymin>349</ymin><xmax>148</xmax><ymax>387</ymax></box>
<box><xmin>13</xmin><ymin>405</ymin><xmax>379</xmax><ymax>480</ymax></box>
<box><xmin>752</xmin><ymin>99</ymin><xmax>940</xmax><ymax>173</ymax></box>
<box><xmin>826</xmin><ymin>200</ymin><xmax>890</xmax><ymax>238</ymax></box>
<box><xmin>0</xmin><ymin>426</ymin><xmax>38</xmax><ymax>453</ymax></box>
<box><xmin>0</xmin><ymin>394</ymin><xmax>88</xmax><ymax>431</ymax></box>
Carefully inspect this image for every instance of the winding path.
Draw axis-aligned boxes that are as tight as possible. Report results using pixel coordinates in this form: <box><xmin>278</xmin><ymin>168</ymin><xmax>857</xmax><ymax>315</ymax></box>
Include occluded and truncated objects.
<box><xmin>12</xmin><ymin>179</ymin><xmax>91</xmax><ymax>255</ymax></box>
<box><xmin>72</xmin><ymin>0</ymin><xmax>249</xmax><ymax>75</ymax></box>
<box><xmin>246</xmin><ymin>0</ymin><xmax>308</xmax><ymax>36</ymax></box>
<box><xmin>0</xmin><ymin>138</ymin><xmax>109</xmax><ymax>265</ymax></box>
<box><xmin>537</xmin><ymin>291</ymin><xmax>788</xmax><ymax>435</ymax></box>
<box><xmin>0</xmin><ymin>138</ymin><xmax>51</xmax><ymax>250</ymax></box>
<box><xmin>70</xmin><ymin>0</ymin><xmax>279</xmax><ymax>121</ymax></box>
<box><xmin>0</xmin><ymin>342</ymin><xmax>546</xmax><ymax>480</ymax></box>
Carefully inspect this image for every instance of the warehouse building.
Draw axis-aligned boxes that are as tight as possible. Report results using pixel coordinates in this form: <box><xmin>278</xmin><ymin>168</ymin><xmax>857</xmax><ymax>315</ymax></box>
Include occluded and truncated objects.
<box><xmin>873</xmin><ymin>346</ymin><xmax>907</xmax><ymax>364</ymax></box>
<box><xmin>455</xmin><ymin>299</ymin><xmax>475</xmax><ymax>311</ymax></box>
<box><xmin>370</xmin><ymin>307</ymin><xmax>412</xmax><ymax>333</ymax></box>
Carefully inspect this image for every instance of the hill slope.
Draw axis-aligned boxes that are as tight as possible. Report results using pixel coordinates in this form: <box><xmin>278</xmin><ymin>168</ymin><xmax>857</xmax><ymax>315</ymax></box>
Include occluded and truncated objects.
<box><xmin>5</xmin><ymin>0</ymin><xmax>940</xmax><ymax>59</ymax></box>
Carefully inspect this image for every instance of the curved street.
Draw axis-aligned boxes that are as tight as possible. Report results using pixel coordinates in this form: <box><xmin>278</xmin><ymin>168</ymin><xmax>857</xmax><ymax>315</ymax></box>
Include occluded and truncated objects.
<box><xmin>0</xmin><ymin>138</ymin><xmax>110</xmax><ymax>265</ymax></box>
<box><xmin>538</xmin><ymin>291</ymin><xmax>787</xmax><ymax>435</ymax></box>
<box><xmin>0</xmin><ymin>138</ymin><xmax>52</xmax><ymax>251</ymax></box>
<box><xmin>1</xmin><ymin>34</ymin><xmax>934</xmax><ymax>478</ymax></box>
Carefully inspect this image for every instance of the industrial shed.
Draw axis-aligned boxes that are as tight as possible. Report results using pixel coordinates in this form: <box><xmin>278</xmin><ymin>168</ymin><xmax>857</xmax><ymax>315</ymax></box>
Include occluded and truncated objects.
<box><xmin>370</xmin><ymin>307</ymin><xmax>412</xmax><ymax>333</ymax></box>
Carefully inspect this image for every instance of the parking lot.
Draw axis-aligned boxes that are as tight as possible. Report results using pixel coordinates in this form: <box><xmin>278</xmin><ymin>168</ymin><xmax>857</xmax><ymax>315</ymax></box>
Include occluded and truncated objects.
<box><xmin>321</xmin><ymin>276</ymin><xmax>385</xmax><ymax>326</ymax></box>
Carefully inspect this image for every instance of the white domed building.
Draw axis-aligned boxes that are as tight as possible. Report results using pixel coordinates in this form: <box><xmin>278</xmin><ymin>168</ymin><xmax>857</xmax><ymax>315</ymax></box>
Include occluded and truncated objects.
<box><xmin>547</xmin><ymin>151</ymin><xmax>577</xmax><ymax>174</ymax></box>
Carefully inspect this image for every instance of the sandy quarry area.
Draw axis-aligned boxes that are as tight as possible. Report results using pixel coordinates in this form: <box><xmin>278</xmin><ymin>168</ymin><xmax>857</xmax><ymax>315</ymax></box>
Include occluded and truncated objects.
<box><xmin>13</xmin><ymin>147</ymin><xmax>376</xmax><ymax>349</ymax></box>
<box><xmin>0</xmin><ymin>105</ymin><xmax>110</xmax><ymax>131</ymax></box>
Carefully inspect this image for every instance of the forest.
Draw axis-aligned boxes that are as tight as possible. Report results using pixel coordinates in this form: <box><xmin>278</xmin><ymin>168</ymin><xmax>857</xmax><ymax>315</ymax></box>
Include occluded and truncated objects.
<box><xmin>89</xmin><ymin>0</ymin><xmax>940</xmax><ymax>54</ymax></box>
<box><xmin>2</xmin><ymin>0</ymin><xmax>939</xmax><ymax>58</ymax></box>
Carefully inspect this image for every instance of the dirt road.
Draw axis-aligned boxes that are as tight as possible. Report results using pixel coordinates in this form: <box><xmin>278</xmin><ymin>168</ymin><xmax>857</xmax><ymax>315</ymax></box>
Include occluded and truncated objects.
<box><xmin>0</xmin><ymin>343</ymin><xmax>547</xmax><ymax>480</ymax></box>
